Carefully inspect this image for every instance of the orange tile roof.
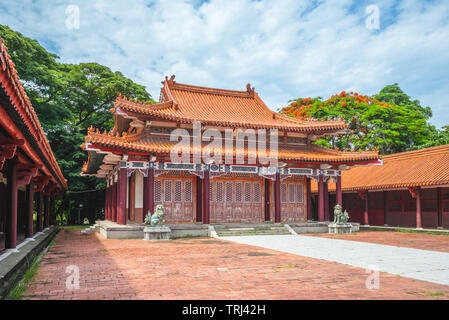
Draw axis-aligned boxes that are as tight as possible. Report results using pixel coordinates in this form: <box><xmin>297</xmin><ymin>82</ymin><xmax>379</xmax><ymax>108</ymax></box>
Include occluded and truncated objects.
<box><xmin>113</xmin><ymin>75</ymin><xmax>348</xmax><ymax>132</ymax></box>
<box><xmin>312</xmin><ymin>145</ymin><xmax>449</xmax><ymax>192</ymax></box>
<box><xmin>0</xmin><ymin>38</ymin><xmax>67</xmax><ymax>190</ymax></box>
<box><xmin>83</xmin><ymin>129</ymin><xmax>380</xmax><ymax>165</ymax></box>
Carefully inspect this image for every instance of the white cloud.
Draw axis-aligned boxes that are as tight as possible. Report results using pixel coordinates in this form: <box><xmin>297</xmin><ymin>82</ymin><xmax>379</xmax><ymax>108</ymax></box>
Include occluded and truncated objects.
<box><xmin>0</xmin><ymin>0</ymin><xmax>448</xmax><ymax>126</ymax></box>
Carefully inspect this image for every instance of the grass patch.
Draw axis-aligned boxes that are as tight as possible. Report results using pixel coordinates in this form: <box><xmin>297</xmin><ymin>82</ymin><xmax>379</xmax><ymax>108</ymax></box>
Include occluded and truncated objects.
<box><xmin>367</xmin><ymin>227</ymin><xmax>449</xmax><ymax>236</ymax></box>
<box><xmin>59</xmin><ymin>225</ymin><xmax>90</xmax><ymax>229</ymax></box>
<box><xmin>424</xmin><ymin>291</ymin><xmax>444</xmax><ymax>296</ymax></box>
<box><xmin>6</xmin><ymin>234</ymin><xmax>58</xmax><ymax>300</ymax></box>
<box><xmin>275</xmin><ymin>264</ymin><xmax>299</xmax><ymax>269</ymax></box>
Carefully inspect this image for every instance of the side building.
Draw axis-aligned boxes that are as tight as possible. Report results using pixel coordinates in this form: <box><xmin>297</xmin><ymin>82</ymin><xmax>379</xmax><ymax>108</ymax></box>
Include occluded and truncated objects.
<box><xmin>0</xmin><ymin>39</ymin><xmax>67</xmax><ymax>251</ymax></box>
<box><xmin>82</xmin><ymin>75</ymin><xmax>381</xmax><ymax>225</ymax></box>
<box><xmin>312</xmin><ymin>145</ymin><xmax>449</xmax><ymax>229</ymax></box>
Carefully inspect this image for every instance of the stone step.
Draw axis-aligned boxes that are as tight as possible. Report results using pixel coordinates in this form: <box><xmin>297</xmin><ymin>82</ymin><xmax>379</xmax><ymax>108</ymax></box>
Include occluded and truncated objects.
<box><xmin>218</xmin><ymin>230</ymin><xmax>291</xmax><ymax>236</ymax></box>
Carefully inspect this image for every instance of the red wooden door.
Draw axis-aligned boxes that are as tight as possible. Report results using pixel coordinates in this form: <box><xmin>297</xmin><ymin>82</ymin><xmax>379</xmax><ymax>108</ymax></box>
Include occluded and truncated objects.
<box><xmin>210</xmin><ymin>177</ymin><xmax>263</xmax><ymax>223</ymax></box>
<box><xmin>154</xmin><ymin>176</ymin><xmax>195</xmax><ymax>223</ymax></box>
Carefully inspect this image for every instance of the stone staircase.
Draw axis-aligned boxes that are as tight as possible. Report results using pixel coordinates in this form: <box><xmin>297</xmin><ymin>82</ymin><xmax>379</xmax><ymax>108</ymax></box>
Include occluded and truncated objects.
<box><xmin>212</xmin><ymin>223</ymin><xmax>292</xmax><ymax>237</ymax></box>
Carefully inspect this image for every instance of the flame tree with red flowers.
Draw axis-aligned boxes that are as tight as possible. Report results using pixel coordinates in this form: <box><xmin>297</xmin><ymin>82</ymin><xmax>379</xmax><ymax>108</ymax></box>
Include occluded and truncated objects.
<box><xmin>280</xmin><ymin>88</ymin><xmax>438</xmax><ymax>155</ymax></box>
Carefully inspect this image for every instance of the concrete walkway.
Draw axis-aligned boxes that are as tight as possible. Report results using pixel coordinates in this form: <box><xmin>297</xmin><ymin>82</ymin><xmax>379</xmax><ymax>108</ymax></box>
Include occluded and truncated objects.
<box><xmin>221</xmin><ymin>234</ymin><xmax>449</xmax><ymax>286</ymax></box>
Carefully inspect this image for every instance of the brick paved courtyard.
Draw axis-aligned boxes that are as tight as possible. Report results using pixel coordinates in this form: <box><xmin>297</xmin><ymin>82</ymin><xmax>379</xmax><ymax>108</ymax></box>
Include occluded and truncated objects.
<box><xmin>23</xmin><ymin>229</ymin><xmax>449</xmax><ymax>300</ymax></box>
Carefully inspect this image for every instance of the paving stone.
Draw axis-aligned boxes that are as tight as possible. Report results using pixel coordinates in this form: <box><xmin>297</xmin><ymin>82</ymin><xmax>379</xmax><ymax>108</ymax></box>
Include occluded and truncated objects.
<box><xmin>23</xmin><ymin>229</ymin><xmax>449</xmax><ymax>300</ymax></box>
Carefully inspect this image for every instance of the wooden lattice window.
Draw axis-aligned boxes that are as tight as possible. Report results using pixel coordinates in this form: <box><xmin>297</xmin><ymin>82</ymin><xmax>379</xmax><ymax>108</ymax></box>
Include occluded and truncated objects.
<box><xmin>164</xmin><ymin>180</ymin><xmax>172</xmax><ymax>202</ymax></box>
<box><xmin>281</xmin><ymin>183</ymin><xmax>287</xmax><ymax>203</ymax></box>
<box><xmin>185</xmin><ymin>181</ymin><xmax>192</xmax><ymax>202</ymax></box>
<box><xmin>244</xmin><ymin>182</ymin><xmax>251</xmax><ymax>202</ymax></box>
<box><xmin>236</xmin><ymin>182</ymin><xmax>242</xmax><ymax>202</ymax></box>
<box><xmin>225</xmin><ymin>182</ymin><xmax>233</xmax><ymax>202</ymax></box>
<box><xmin>174</xmin><ymin>180</ymin><xmax>182</xmax><ymax>202</ymax></box>
<box><xmin>254</xmin><ymin>183</ymin><xmax>261</xmax><ymax>203</ymax></box>
<box><xmin>209</xmin><ymin>183</ymin><xmax>213</xmax><ymax>202</ymax></box>
<box><xmin>289</xmin><ymin>184</ymin><xmax>295</xmax><ymax>203</ymax></box>
<box><xmin>154</xmin><ymin>180</ymin><xmax>162</xmax><ymax>202</ymax></box>
<box><xmin>296</xmin><ymin>184</ymin><xmax>304</xmax><ymax>203</ymax></box>
<box><xmin>216</xmin><ymin>182</ymin><xmax>223</xmax><ymax>202</ymax></box>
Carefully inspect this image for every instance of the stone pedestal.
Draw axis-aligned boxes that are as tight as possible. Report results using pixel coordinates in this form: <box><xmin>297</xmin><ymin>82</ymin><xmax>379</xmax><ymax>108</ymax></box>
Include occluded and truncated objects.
<box><xmin>143</xmin><ymin>226</ymin><xmax>171</xmax><ymax>240</ymax></box>
<box><xmin>328</xmin><ymin>223</ymin><xmax>352</xmax><ymax>234</ymax></box>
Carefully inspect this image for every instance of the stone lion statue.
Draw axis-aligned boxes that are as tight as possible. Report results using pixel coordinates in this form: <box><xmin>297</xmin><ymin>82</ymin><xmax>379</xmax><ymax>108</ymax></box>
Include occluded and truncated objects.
<box><xmin>333</xmin><ymin>204</ymin><xmax>349</xmax><ymax>224</ymax></box>
<box><xmin>144</xmin><ymin>204</ymin><xmax>165</xmax><ymax>227</ymax></box>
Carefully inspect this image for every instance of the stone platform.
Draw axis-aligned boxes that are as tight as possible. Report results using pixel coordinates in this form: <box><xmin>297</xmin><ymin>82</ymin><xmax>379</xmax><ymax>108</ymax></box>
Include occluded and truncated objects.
<box><xmin>97</xmin><ymin>220</ymin><xmax>359</xmax><ymax>239</ymax></box>
<box><xmin>97</xmin><ymin>220</ymin><xmax>209</xmax><ymax>239</ymax></box>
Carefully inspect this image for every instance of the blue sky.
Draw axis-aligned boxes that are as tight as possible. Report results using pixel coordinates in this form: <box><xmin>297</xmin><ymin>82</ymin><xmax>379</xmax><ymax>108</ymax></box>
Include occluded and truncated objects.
<box><xmin>0</xmin><ymin>0</ymin><xmax>448</xmax><ymax>127</ymax></box>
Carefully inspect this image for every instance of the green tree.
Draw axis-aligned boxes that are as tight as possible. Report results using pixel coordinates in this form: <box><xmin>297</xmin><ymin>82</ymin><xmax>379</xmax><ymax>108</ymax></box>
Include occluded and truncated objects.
<box><xmin>281</xmin><ymin>90</ymin><xmax>435</xmax><ymax>155</ymax></box>
<box><xmin>1</xmin><ymin>24</ymin><xmax>154</xmax><ymax>222</ymax></box>
<box><xmin>374</xmin><ymin>83</ymin><xmax>433</xmax><ymax>119</ymax></box>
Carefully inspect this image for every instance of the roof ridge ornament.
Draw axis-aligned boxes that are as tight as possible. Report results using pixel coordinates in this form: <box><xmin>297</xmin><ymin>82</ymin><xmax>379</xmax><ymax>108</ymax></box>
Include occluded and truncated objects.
<box><xmin>246</xmin><ymin>83</ymin><xmax>255</xmax><ymax>97</ymax></box>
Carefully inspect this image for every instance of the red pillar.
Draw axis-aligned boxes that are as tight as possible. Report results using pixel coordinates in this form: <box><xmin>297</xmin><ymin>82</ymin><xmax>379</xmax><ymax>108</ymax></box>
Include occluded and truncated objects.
<box><xmin>383</xmin><ymin>191</ymin><xmax>388</xmax><ymax>226</ymax></box>
<box><xmin>416</xmin><ymin>188</ymin><xmax>422</xmax><ymax>229</ymax></box>
<box><xmin>43</xmin><ymin>195</ymin><xmax>49</xmax><ymax>228</ymax></box>
<box><xmin>117</xmin><ymin>166</ymin><xmax>127</xmax><ymax>225</ymax></box>
<box><xmin>336</xmin><ymin>175</ymin><xmax>342</xmax><ymax>206</ymax></box>
<box><xmin>37</xmin><ymin>192</ymin><xmax>43</xmax><ymax>232</ymax></box>
<box><xmin>306</xmin><ymin>177</ymin><xmax>312</xmax><ymax>221</ymax></box>
<box><xmin>264</xmin><ymin>178</ymin><xmax>270</xmax><ymax>221</ymax></box>
<box><xmin>437</xmin><ymin>187</ymin><xmax>442</xmax><ymax>228</ymax></box>
<box><xmin>318</xmin><ymin>175</ymin><xmax>324</xmax><ymax>222</ymax></box>
<box><xmin>111</xmin><ymin>181</ymin><xmax>117</xmax><ymax>222</ymax></box>
<box><xmin>5</xmin><ymin>158</ymin><xmax>18</xmax><ymax>249</ymax></box>
<box><xmin>143</xmin><ymin>175</ymin><xmax>148</xmax><ymax>222</ymax></box>
<box><xmin>0</xmin><ymin>183</ymin><xmax>5</xmax><ymax>233</ymax></box>
<box><xmin>274</xmin><ymin>172</ymin><xmax>281</xmax><ymax>223</ymax></box>
<box><xmin>25</xmin><ymin>181</ymin><xmax>34</xmax><ymax>238</ymax></box>
<box><xmin>324</xmin><ymin>181</ymin><xmax>329</xmax><ymax>221</ymax></box>
<box><xmin>364</xmin><ymin>190</ymin><xmax>369</xmax><ymax>225</ymax></box>
<box><xmin>203</xmin><ymin>170</ymin><xmax>210</xmax><ymax>224</ymax></box>
<box><xmin>105</xmin><ymin>184</ymin><xmax>109</xmax><ymax>220</ymax></box>
<box><xmin>196</xmin><ymin>175</ymin><xmax>202</xmax><ymax>222</ymax></box>
<box><xmin>147</xmin><ymin>167</ymin><xmax>155</xmax><ymax>220</ymax></box>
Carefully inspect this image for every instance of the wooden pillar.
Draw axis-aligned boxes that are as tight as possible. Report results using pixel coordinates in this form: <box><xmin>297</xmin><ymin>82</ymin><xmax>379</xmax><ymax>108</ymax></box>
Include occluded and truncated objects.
<box><xmin>318</xmin><ymin>175</ymin><xmax>324</xmax><ymax>222</ymax></box>
<box><xmin>306</xmin><ymin>177</ymin><xmax>312</xmax><ymax>221</ymax></box>
<box><xmin>50</xmin><ymin>195</ymin><xmax>56</xmax><ymax>226</ymax></box>
<box><xmin>143</xmin><ymin>175</ymin><xmax>148</xmax><ymax>222</ymax></box>
<box><xmin>117</xmin><ymin>166</ymin><xmax>127</xmax><ymax>225</ymax></box>
<box><xmin>264</xmin><ymin>178</ymin><xmax>270</xmax><ymax>221</ymax></box>
<box><xmin>437</xmin><ymin>187</ymin><xmax>443</xmax><ymax>228</ymax></box>
<box><xmin>37</xmin><ymin>192</ymin><xmax>43</xmax><ymax>232</ymax></box>
<box><xmin>105</xmin><ymin>184</ymin><xmax>109</xmax><ymax>220</ymax></box>
<box><xmin>111</xmin><ymin>180</ymin><xmax>117</xmax><ymax>222</ymax></box>
<box><xmin>25</xmin><ymin>181</ymin><xmax>34</xmax><ymax>238</ymax></box>
<box><xmin>0</xmin><ymin>183</ymin><xmax>6</xmax><ymax>233</ymax></box>
<box><xmin>43</xmin><ymin>195</ymin><xmax>49</xmax><ymax>228</ymax></box>
<box><xmin>336</xmin><ymin>175</ymin><xmax>342</xmax><ymax>206</ymax></box>
<box><xmin>5</xmin><ymin>158</ymin><xmax>18</xmax><ymax>249</ymax></box>
<box><xmin>364</xmin><ymin>190</ymin><xmax>369</xmax><ymax>225</ymax></box>
<box><xmin>196</xmin><ymin>175</ymin><xmax>202</xmax><ymax>222</ymax></box>
<box><xmin>324</xmin><ymin>181</ymin><xmax>329</xmax><ymax>221</ymax></box>
<box><xmin>383</xmin><ymin>191</ymin><xmax>388</xmax><ymax>226</ymax></box>
<box><xmin>274</xmin><ymin>172</ymin><xmax>281</xmax><ymax>223</ymax></box>
<box><xmin>147</xmin><ymin>167</ymin><xmax>155</xmax><ymax>219</ymax></box>
<box><xmin>416</xmin><ymin>188</ymin><xmax>422</xmax><ymax>229</ymax></box>
<box><xmin>203</xmin><ymin>170</ymin><xmax>210</xmax><ymax>224</ymax></box>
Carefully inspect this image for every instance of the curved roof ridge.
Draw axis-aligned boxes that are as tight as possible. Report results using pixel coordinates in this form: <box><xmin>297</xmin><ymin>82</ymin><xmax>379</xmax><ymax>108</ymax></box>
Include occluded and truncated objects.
<box><xmin>383</xmin><ymin>144</ymin><xmax>449</xmax><ymax>161</ymax></box>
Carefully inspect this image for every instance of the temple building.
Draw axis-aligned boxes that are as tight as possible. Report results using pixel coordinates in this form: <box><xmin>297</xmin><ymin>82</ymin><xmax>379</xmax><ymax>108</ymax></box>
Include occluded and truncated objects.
<box><xmin>81</xmin><ymin>75</ymin><xmax>381</xmax><ymax>225</ymax></box>
<box><xmin>312</xmin><ymin>145</ymin><xmax>449</xmax><ymax>229</ymax></box>
<box><xmin>0</xmin><ymin>39</ymin><xmax>67</xmax><ymax>252</ymax></box>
